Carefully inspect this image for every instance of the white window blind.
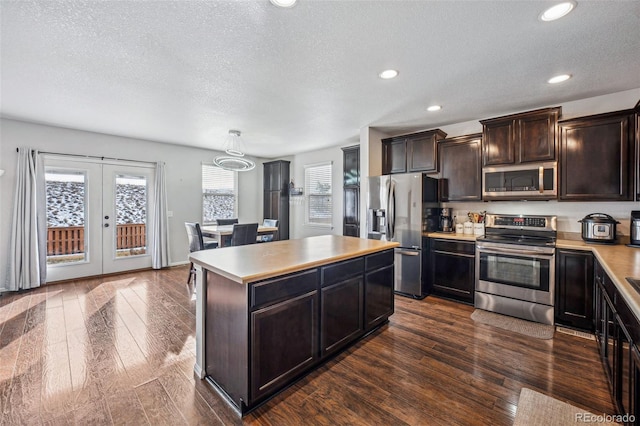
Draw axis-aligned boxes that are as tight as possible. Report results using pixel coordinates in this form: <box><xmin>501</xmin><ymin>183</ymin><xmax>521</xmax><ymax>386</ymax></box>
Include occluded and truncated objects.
<box><xmin>304</xmin><ymin>162</ymin><xmax>332</xmax><ymax>226</ymax></box>
<box><xmin>202</xmin><ymin>164</ymin><xmax>237</xmax><ymax>224</ymax></box>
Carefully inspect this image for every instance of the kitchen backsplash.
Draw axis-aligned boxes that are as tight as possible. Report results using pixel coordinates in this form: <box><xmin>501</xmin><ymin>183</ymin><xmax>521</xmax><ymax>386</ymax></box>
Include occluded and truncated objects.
<box><xmin>443</xmin><ymin>200</ymin><xmax>640</xmax><ymax>236</ymax></box>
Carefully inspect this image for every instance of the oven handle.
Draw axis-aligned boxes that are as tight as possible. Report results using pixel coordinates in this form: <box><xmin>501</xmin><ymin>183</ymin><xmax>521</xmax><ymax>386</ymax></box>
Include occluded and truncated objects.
<box><xmin>477</xmin><ymin>246</ymin><xmax>555</xmax><ymax>258</ymax></box>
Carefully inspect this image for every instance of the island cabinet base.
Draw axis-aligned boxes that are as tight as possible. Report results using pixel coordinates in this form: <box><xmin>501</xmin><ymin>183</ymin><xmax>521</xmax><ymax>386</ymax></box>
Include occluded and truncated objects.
<box><xmin>201</xmin><ymin>249</ymin><xmax>394</xmax><ymax>415</ymax></box>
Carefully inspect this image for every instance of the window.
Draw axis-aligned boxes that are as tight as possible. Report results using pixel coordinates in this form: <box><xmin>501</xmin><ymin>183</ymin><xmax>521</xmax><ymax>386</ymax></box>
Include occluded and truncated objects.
<box><xmin>304</xmin><ymin>162</ymin><xmax>332</xmax><ymax>227</ymax></box>
<box><xmin>202</xmin><ymin>164</ymin><xmax>237</xmax><ymax>224</ymax></box>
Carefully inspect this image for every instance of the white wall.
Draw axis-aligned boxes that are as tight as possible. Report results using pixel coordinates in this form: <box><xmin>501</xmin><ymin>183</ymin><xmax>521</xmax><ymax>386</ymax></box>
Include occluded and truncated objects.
<box><xmin>361</xmin><ymin>88</ymin><xmax>640</xmax><ymax>237</ymax></box>
<box><xmin>289</xmin><ymin>146</ymin><xmax>344</xmax><ymax>239</ymax></box>
<box><xmin>0</xmin><ymin>118</ymin><xmax>265</xmax><ymax>284</ymax></box>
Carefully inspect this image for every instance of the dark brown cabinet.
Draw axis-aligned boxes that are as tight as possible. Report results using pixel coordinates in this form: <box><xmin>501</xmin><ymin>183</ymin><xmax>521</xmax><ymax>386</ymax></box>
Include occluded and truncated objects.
<box><xmin>364</xmin><ymin>250</ymin><xmax>394</xmax><ymax>330</ymax></box>
<box><xmin>429</xmin><ymin>239</ymin><xmax>475</xmax><ymax>304</ymax></box>
<box><xmin>263</xmin><ymin>160</ymin><xmax>290</xmax><ymax>239</ymax></box>
<box><xmin>559</xmin><ymin>110</ymin><xmax>635</xmax><ymax>201</ymax></box>
<box><xmin>636</xmin><ymin>100</ymin><xmax>640</xmax><ymax>201</ymax></box>
<box><xmin>480</xmin><ymin>107</ymin><xmax>560</xmax><ymax>166</ymax></box>
<box><xmin>382</xmin><ymin>129</ymin><xmax>446</xmax><ymax>174</ymax></box>
<box><xmin>342</xmin><ymin>146</ymin><xmax>360</xmax><ymax>237</ymax></box>
<box><xmin>555</xmin><ymin>249</ymin><xmax>593</xmax><ymax>331</ymax></box>
<box><xmin>438</xmin><ymin>134</ymin><xmax>482</xmax><ymax>202</ymax></box>
<box><xmin>250</xmin><ymin>290</ymin><xmax>318</xmax><ymax>401</ymax></box>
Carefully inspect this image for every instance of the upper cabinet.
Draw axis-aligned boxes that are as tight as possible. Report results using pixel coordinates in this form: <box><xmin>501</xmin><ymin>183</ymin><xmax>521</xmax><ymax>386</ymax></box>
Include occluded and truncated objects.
<box><xmin>438</xmin><ymin>134</ymin><xmax>482</xmax><ymax>202</ymax></box>
<box><xmin>559</xmin><ymin>110</ymin><xmax>635</xmax><ymax>201</ymax></box>
<box><xmin>636</xmin><ymin>100</ymin><xmax>639</xmax><ymax>201</ymax></box>
<box><xmin>382</xmin><ymin>129</ymin><xmax>447</xmax><ymax>174</ymax></box>
<box><xmin>342</xmin><ymin>146</ymin><xmax>360</xmax><ymax>237</ymax></box>
<box><xmin>480</xmin><ymin>107</ymin><xmax>561</xmax><ymax>166</ymax></box>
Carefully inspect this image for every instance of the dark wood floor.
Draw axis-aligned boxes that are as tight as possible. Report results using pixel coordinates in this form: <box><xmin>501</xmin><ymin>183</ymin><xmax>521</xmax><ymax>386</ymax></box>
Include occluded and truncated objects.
<box><xmin>0</xmin><ymin>266</ymin><xmax>615</xmax><ymax>425</ymax></box>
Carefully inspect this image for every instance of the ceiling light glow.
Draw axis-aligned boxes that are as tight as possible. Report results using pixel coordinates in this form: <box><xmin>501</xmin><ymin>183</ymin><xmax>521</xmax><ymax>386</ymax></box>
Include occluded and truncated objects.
<box><xmin>269</xmin><ymin>0</ymin><xmax>297</xmax><ymax>8</ymax></box>
<box><xmin>379</xmin><ymin>69</ymin><xmax>399</xmax><ymax>79</ymax></box>
<box><xmin>540</xmin><ymin>1</ymin><xmax>576</xmax><ymax>21</ymax></box>
<box><xmin>427</xmin><ymin>105</ymin><xmax>442</xmax><ymax>112</ymax></box>
<box><xmin>548</xmin><ymin>74</ymin><xmax>571</xmax><ymax>84</ymax></box>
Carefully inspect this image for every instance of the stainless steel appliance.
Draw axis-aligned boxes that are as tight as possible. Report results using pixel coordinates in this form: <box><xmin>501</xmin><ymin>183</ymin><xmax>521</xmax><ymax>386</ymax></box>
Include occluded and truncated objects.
<box><xmin>579</xmin><ymin>213</ymin><xmax>619</xmax><ymax>244</ymax></box>
<box><xmin>367</xmin><ymin>173</ymin><xmax>439</xmax><ymax>298</ymax></box>
<box><xmin>440</xmin><ymin>208</ymin><xmax>453</xmax><ymax>233</ymax></box>
<box><xmin>629</xmin><ymin>211</ymin><xmax>640</xmax><ymax>247</ymax></box>
<box><xmin>475</xmin><ymin>213</ymin><xmax>557</xmax><ymax>325</ymax></box>
<box><xmin>482</xmin><ymin>162</ymin><xmax>557</xmax><ymax>200</ymax></box>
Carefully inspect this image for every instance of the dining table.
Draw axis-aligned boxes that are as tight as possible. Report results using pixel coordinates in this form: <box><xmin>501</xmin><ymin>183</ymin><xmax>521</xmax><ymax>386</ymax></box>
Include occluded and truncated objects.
<box><xmin>200</xmin><ymin>224</ymin><xmax>279</xmax><ymax>248</ymax></box>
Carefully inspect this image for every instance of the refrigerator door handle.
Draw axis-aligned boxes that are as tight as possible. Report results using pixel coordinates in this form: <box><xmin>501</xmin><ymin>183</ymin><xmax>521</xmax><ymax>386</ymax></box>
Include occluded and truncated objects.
<box><xmin>396</xmin><ymin>250</ymin><xmax>419</xmax><ymax>256</ymax></box>
<box><xmin>388</xmin><ymin>180</ymin><xmax>396</xmax><ymax>239</ymax></box>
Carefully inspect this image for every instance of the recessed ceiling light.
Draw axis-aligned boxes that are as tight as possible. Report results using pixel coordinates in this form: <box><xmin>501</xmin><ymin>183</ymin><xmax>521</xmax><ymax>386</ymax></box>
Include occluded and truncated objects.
<box><xmin>269</xmin><ymin>0</ymin><xmax>297</xmax><ymax>8</ymax></box>
<box><xmin>548</xmin><ymin>74</ymin><xmax>572</xmax><ymax>84</ymax></box>
<box><xmin>379</xmin><ymin>69</ymin><xmax>399</xmax><ymax>79</ymax></box>
<box><xmin>540</xmin><ymin>1</ymin><xmax>576</xmax><ymax>21</ymax></box>
<box><xmin>427</xmin><ymin>105</ymin><xmax>442</xmax><ymax>112</ymax></box>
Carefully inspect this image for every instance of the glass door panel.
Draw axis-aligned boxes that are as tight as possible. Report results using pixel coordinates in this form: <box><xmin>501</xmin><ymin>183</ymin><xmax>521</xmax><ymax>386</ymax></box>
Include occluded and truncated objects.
<box><xmin>102</xmin><ymin>164</ymin><xmax>154</xmax><ymax>275</ymax></box>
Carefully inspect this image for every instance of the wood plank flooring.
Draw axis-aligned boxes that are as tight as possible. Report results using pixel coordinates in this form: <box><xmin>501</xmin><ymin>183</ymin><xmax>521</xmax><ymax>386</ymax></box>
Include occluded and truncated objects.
<box><xmin>0</xmin><ymin>266</ymin><xmax>615</xmax><ymax>425</ymax></box>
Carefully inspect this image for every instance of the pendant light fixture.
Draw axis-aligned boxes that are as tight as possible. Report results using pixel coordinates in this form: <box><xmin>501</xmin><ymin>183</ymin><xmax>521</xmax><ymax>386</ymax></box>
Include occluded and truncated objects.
<box><xmin>214</xmin><ymin>130</ymin><xmax>256</xmax><ymax>172</ymax></box>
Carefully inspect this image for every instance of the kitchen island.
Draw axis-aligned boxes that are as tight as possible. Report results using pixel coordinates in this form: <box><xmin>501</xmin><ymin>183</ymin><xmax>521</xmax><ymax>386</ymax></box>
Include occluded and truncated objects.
<box><xmin>189</xmin><ymin>235</ymin><xmax>399</xmax><ymax>414</ymax></box>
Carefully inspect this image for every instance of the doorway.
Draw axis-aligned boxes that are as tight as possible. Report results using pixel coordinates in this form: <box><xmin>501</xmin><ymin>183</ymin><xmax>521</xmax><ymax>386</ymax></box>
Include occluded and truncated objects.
<box><xmin>44</xmin><ymin>156</ymin><xmax>156</xmax><ymax>282</ymax></box>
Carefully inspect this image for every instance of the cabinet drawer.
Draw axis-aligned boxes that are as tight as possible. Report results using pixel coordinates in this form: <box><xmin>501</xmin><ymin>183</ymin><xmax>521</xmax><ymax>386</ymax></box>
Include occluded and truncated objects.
<box><xmin>431</xmin><ymin>239</ymin><xmax>475</xmax><ymax>256</ymax></box>
<box><xmin>321</xmin><ymin>257</ymin><xmax>364</xmax><ymax>287</ymax></box>
<box><xmin>365</xmin><ymin>250</ymin><xmax>394</xmax><ymax>272</ymax></box>
<box><xmin>251</xmin><ymin>269</ymin><xmax>318</xmax><ymax>310</ymax></box>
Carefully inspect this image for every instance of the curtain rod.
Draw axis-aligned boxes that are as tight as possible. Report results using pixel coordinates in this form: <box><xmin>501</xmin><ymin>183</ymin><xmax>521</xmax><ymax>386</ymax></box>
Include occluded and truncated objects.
<box><xmin>16</xmin><ymin>147</ymin><xmax>157</xmax><ymax>166</ymax></box>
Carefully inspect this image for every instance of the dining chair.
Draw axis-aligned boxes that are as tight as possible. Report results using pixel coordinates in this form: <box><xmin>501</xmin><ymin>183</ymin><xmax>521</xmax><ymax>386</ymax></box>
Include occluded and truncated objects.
<box><xmin>259</xmin><ymin>218</ymin><xmax>279</xmax><ymax>242</ymax></box>
<box><xmin>230</xmin><ymin>223</ymin><xmax>259</xmax><ymax>246</ymax></box>
<box><xmin>185</xmin><ymin>222</ymin><xmax>218</xmax><ymax>284</ymax></box>
<box><xmin>216</xmin><ymin>218</ymin><xmax>239</xmax><ymax>225</ymax></box>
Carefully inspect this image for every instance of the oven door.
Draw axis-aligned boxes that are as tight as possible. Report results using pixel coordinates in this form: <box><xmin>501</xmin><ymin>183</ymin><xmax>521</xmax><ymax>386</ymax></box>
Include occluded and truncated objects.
<box><xmin>475</xmin><ymin>242</ymin><xmax>555</xmax><ymax>305</ymax></box>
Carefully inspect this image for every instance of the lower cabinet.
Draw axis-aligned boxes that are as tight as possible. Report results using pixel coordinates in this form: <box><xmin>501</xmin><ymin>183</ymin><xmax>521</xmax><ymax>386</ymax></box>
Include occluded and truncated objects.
<box><xmin>250</xmin><ymin>290</ymin><xmax>318</xmax><ymax>401</ymax></box>
<box><xmin>429</xmin><ymin>239</ymin><xmax>475</xmax><ymax>304</ymax></box>
<box><xmin>321</xmin><ymin>278</ymin><xmax>363</xmax><ymax>355</ymax></box>
<box><xmin>244</xmin><ymin>249</ymin><xmax>393</xmax><ymax>408</ymax></box>
<box><xmin>555</xmin><ymin>249</ymin><xmax>594</xmax><ymax>331</ymax></box>
<box><xmin>594</xmin><ymin>259</ymin><xmax>640</xmax><ymax>422</ymax></box>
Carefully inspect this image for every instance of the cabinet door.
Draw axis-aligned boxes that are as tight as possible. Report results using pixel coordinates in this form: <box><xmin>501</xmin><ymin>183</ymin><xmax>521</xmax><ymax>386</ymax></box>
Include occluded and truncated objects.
<box><xmin>407</xmin><ymin>134</ymin><xmax>438</xmax><ymax>173</ymax></box>
<box><xmin>382</xmin><ymin>140</ymin><xmax>407</xmax><ymax>174</ymax></box>
<box><xmin>555</xmin><ymin>250</ymin><xmax>594</xmax><ymax>331</ymax></box>
<box><xmin>364</xmin><ymin>265</ymin><xmax>394</xmax><ymax>330</ymax></box>
<box><xmin>430</xmin><ymin>241</ymin><xmax>475</xmax><ymax>304</ymax></box>
<box><xmin>439</xmin><ymin>134</ymin><xmax>482</xmax><ymax>202</ymax></box>
<box><xmin>482</xmin><ymin>119</ymin><xmax>515</xmax><ymax>166</ymax></box>
<box><xmin>343</xmin><ymin>187</ymin><xmax>359</xmax><ymax>237</ymax></box>
<box><xmin>264</xmin><ymin>191</ymin><xmax>280</xmax><ymax>221</ymax></box>
<box><xmin>518</xmin><ymin>110</ymin><xmax>558</xmax><ymax>163</ymax></box>
<box><xmin>250</xmin><ymin>291</ymin><xmax>318</xmax><ymax>402</ymax></box>
<box><xmin>321</xmin><ymin>277</ymin><xmax>363</xmax><ymax>356</ymax></box>
<box><xmin>342</xmin><ymin>146</ymin><xmax>360</xmax><ymax>187</ymax></box>
<box><xmin>560</xmin><ymin>112</ymin><xmax>634</xmax><ymax>201</ymax></box>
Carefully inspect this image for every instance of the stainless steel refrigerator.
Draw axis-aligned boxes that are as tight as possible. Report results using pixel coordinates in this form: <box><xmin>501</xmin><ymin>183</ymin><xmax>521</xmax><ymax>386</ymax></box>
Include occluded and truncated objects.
<box><xmin>367</xmin><ymin>173</ymin><xmax>439</xmax><ymax>298</ymax></box>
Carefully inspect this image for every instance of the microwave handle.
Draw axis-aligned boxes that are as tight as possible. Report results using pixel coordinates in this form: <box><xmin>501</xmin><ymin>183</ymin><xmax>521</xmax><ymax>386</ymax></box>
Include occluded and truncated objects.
<box><xmin>539</xmin><ymin>166</ymin><xmax>544</xmax><ymax>193</ymax></box>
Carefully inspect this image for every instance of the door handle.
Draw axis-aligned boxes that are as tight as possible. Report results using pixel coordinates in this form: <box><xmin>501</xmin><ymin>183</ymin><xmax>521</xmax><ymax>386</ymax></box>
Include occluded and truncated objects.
<box><xmin>539</xmin><ymin>166</ymin><xmax>544</xmax><ymax>193</ymax></box>
<box><xmin>397</xmin><ymin>250</ymin><xmax>419</xmax><ymax>256</ymax></box>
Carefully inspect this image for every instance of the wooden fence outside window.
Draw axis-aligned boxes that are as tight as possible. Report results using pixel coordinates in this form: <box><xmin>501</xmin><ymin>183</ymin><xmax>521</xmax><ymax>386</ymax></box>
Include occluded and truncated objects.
<box><xmin>47</xmin><ymin>223</ymin><xmax>146</xmax><ymax>256</ymax></box>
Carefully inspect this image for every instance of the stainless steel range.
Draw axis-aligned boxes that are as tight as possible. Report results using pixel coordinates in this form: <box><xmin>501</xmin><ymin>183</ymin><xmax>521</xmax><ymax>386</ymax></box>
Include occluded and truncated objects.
<box><xmin>475</xmin><ymin>213</ymin><xmax>557</xmax><ymax>325</ymax></box>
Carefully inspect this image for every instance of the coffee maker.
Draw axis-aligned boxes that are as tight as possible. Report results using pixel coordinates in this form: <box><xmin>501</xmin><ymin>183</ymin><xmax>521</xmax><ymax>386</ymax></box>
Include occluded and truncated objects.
<box><xmin>440</xmin><ymin>208</ymin><xmax>453</xmax><ymax>233</ymax></box>
<box><xmin>630</xmin><ymin>211</ymin><xmax>640</xmax><ymax>247</ymax></box>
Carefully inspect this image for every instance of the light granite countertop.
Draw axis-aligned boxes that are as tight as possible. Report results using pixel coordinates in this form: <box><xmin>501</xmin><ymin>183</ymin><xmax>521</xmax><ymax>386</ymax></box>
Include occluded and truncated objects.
<box><xmin>189</xmin><ymin>235</ymin><xmax>399</xmax><ymax>284</ymax></box>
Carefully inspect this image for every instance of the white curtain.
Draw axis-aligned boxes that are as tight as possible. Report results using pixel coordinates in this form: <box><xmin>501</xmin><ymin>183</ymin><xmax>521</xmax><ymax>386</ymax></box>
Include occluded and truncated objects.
<box><xmin>151</xmin><ymin>161</ymin><xmax>170</xmax><ymax>269</ymax></box>
<box><xmin>6</xmin><ymin>148</ymin><xmax>47</xmax><ymax>291</ymax></box>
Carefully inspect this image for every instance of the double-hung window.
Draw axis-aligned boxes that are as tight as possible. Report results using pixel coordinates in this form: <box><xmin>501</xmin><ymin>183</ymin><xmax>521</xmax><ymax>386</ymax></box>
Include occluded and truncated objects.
<box><xmin>202</xmin><ymin>164</ymin><xmax>237</xmax><ymax>224</ymax></box>
<box><xmin>304</xmin><ymin>162</ymin><xmax>332</xmax><ymax>227</ymax></box>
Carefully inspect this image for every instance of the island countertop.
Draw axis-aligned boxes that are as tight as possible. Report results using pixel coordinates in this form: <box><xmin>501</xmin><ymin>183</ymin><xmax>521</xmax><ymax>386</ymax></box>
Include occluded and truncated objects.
<box><xmin>189</xmin><ymin>235</ymin><xmax>399</xmax><ymax>284</ymax></box>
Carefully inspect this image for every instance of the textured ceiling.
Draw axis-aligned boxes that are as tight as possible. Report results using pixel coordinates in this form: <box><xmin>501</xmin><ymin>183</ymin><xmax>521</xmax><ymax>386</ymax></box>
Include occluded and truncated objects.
<box><xmin>1</xmin><ymin>1</ymin><xmax>639</xmax><ymax>159</ymax></box>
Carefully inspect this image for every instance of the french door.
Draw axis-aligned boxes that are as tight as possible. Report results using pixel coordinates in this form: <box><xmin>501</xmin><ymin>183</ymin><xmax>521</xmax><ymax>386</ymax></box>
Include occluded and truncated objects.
<box><xmin>44</xmin><ymin>156</ymin><xmax>156</xmax><ymax>282</ymax></box>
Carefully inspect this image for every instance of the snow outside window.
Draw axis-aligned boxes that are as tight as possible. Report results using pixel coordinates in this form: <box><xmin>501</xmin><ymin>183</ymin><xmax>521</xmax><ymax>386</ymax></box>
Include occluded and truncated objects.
<box><xmin>202</xmin><ymin>164</ymin><xmax>237</xmax><ymax>224</ymax></box>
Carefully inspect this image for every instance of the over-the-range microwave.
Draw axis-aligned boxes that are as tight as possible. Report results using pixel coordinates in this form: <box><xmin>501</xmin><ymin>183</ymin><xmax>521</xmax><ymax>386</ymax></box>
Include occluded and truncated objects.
<box><xmin>482</xmin><ymin>162</ymin><xmax>557</xmax><ymax>200</ymax></box>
